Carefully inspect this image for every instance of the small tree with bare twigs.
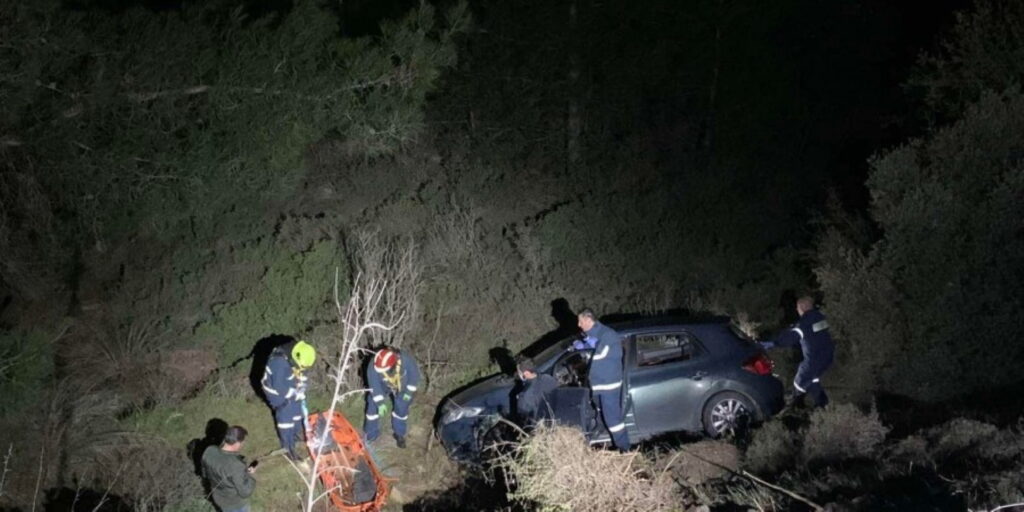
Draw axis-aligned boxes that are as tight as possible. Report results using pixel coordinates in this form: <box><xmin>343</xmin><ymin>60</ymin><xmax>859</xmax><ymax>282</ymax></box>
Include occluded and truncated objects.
<box><xmin>349</xmin><ymin>230</ymin><xmax>423</xmax><ymax>352</ymax></box>
<box><xmin>297</xmin><ymin>233</ymin><xmax>418</xmax><ymax>511</ymax></box>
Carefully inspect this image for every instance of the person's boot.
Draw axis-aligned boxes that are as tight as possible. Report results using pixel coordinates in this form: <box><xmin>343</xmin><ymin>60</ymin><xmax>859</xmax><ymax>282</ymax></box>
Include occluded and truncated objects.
<box><xmin>393</xmin><ymin>434</ymin><xmax>406</xmax><ymax>449</ymax></box>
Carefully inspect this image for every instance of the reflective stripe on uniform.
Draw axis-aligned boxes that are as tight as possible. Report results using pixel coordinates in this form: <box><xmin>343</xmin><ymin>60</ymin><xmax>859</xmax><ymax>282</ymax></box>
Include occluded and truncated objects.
<box><xmin>608</xmin><ymin>422</ymin><xmax>626</xmax><ymax>433</ymax></box>
<box><xmin>793</xmin><ymin>379</ymin><xmax>806</xmax><ymax>393</ymax></box>
<box><xmin>592</xmin><ymin>345</ymin><xmax>610</xmax><ymax>360</ymax></box>
<box><xmin>285</xmin><ymin>388</ymin><xmax>296</xmax><ymax>399</ymax></box>
<box><xmin>792</xmin><ymin>327</ymin><xmax>804</xmax><ymax>340</ymax></box>
<box><xmin>265</xmin><ymin>366</ymin><xmax>273</xmax><ymax>375</ymax></box>
<box><xmin>277</xmin><ymin>422</ymin><xmax>295</xmax><ymax>429</ymax></box>
<box><xmin>812</xmin><ymin>378</ymin><xmax>820</xmax><ymax>383</ymax></box>
<box><xmin>592</xmin><ymin>381</ymin><xmax>622</xmax><ymax>391</ymax></box>
<box><xmin>406</xmin><ymin>385</ymin><xmax>417</xmax><ymax>392</ymax></box>
<box><xmin>372</xmin><ymin>395</ymin><xmax>384</xmax><ymax>402</ymax></box>
<box><xmin>263</xmin><ymin>385</ymin><xmax>279</xmax><ymax>396</ymax></box>
<box><xmin>292</xmin><ymin>415</ymin><xmax>303</xmax><ymax>421</ymax></box>
<box><xmin>392</xmin><ymin>412</ymin><xmax>408</xmax><ymax>420</ymax></box>
<box><xmin>812</xmin><ymin>320</ymin><xmax>829</xmax><ymax>332</ymax></box>
<box><xmin>365</xmin><ymin>413</ymin><xmax>379</xmax><ymax>420</ymax></box>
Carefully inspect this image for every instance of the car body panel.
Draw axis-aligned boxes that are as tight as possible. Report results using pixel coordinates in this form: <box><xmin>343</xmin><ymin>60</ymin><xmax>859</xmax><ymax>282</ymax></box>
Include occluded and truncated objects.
<box><xmin>436</xmin><ymin>317</ymin><xmax>784</xmax><ymax>461</ymax></box>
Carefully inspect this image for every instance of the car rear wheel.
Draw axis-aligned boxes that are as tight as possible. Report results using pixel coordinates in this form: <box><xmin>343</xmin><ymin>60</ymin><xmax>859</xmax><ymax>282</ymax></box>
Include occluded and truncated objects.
<box><xmin>702</xmin><ymin>391</ymin><xmax>755</xmax><ymax>438</ymax></box>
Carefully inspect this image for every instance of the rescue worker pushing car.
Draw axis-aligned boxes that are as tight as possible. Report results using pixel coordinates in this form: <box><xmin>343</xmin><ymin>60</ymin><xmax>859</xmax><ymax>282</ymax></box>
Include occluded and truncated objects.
<box><xmin>261</xmin><ymin>339</ymin><xmax>316</xmax><ymax>461</ymax></box>
<box><xmin>365</xmin><ymin>347</ymin><xmax>420</xmax><ymax>448</ymax></box>
<box><xmin>760</xmin><ymin>296</ymin><xmax>835</xmax><ymax>408</ymax></box>
<box><xmin>578</xmin><ymin>308</ymin><xmax>631</xmax><ymax>452</ymax></box>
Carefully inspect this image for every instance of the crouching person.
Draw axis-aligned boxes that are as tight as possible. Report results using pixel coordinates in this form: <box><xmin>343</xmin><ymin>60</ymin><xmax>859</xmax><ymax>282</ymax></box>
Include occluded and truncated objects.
<box><xmin>202</xmin><ymin>425</ymin><xmax>257</xmax><ymax>512</ymax></box>
<box><xmin>514</xmin><ymin>359</ymin><xmax>558</xmax><ymax>427</ymax></box>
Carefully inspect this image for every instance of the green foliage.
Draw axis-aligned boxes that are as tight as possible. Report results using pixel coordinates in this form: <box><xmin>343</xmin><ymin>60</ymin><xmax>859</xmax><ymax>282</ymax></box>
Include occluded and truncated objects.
<box><xmin>816</xmin><ymin>90</ymin><xmax>1024</xmax><ymax>400</ymax></box>
<box><xmin>0</xmin><ymin>327</ymin><xmax>58</xmax><ymax>414</ymax></box>
<box><xmin>192</xmin><ymin>237</ymin><xmax>343</xmax><ymax>360</ymax></box>
<box><xmin>909</xmin><ymin>0</ymin><xmax>1024</xmax><ymax>121</ymax></box>
<box><xmin>0</xmin><ymin>0</ymin><xmax>467</xmax><ymax>271</ymax></box>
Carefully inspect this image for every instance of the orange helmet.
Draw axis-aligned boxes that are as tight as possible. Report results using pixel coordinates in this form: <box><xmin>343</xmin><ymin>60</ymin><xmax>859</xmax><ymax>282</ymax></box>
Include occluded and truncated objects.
<box><xmin>373</xmin><ymin>348</ymin><xmax>399</xmax><ymax>373</ymax></box>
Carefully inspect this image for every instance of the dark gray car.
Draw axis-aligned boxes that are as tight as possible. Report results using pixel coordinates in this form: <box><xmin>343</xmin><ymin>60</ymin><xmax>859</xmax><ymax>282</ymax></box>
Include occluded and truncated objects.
<box><xmin>436</xmin><ymin>317</ymin><xmax>784</xmax><ymax>461</ymax></box>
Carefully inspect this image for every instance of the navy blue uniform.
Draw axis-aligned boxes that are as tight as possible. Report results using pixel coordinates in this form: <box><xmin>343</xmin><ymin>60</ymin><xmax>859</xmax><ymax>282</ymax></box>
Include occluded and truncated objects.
<box><xmin>516</xmin><ymin>374</ymin><xmax>559</xmax><ymax>423</ymax></box>
<box><xmin>766</xmin><ymin>308</ymin><xmax>835</xmax><ymax>407</ymax></box>
<box><xmin>586</xmin><ymin>321</ymin><xmax>630</xmax><ymax>451</ymax></box>
<box><xmin>365</xmin><ymin>351</ymin><xmax>420</xmax><ymax>441</ymax></box>
<box><xmin>262</xmin><ymin>350</ymin><xmax>309</xmax><ymax>459</ymax></box>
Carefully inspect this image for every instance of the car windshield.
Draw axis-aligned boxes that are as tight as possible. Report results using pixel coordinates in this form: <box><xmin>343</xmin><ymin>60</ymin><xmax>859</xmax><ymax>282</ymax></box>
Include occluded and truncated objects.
<box><xmin>518</xmin><ymin>334</ymin><xmax>577</xmax><ymax>369</ymax></box>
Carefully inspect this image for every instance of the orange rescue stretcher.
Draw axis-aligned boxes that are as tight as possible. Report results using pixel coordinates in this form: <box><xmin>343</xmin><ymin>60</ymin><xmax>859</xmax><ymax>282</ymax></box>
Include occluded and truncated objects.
<box><xmin>306</xmin><ymin>410</ymin><xmax>391</xmax><ymax>511</ymax></box>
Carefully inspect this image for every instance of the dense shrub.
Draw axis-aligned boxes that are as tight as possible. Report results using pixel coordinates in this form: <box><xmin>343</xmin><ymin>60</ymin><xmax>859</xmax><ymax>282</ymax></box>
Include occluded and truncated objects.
<box><xmin>909</xmin><ymin>0</ymin><xmax>1024</xmax><ymax>121</ymax></box>
<box><xmin>802</xmin><ymin>404</ymin><xmax>888</xmax><ymax>464</ymax></box>
<box><xmin>816</xmin><ymin>90</ymin><xmax>1024</xmax><ymax>401</ymax></box>
<box><xmin>744</xmin><ymin>419</ymin><xmax>798</xmax><ymax>475</ymax></box>
<box><xmin>924</xmin><ymin>418</ymin><xmax>998</xmax><ymax>460</ymax></box>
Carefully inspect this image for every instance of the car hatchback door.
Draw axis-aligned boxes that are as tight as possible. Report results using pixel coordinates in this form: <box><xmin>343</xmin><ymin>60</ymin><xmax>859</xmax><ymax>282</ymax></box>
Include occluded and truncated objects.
<box><xmin>627</xmin><ymin>331</ymin><xmax>710</xmax><ymax>436</ymax></box>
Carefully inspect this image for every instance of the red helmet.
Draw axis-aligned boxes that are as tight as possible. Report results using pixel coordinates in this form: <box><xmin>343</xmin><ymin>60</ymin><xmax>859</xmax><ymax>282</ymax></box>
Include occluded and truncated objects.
<box><xmin>373</xmin><ymin>348</ymin><xmax>398</xmax><ymax>373</ymax></box>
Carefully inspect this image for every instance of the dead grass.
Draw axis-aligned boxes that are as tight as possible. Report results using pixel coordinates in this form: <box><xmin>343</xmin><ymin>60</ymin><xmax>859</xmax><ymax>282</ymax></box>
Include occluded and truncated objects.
<box><xmin>660</xmin><ymin>440</ymin><xmax>740</xmax><ymax>486</ymax></box>
<box><xmin>499</xmin><ymin>425</ymin><xmax>680</xmax><ymax>512</ymax></box>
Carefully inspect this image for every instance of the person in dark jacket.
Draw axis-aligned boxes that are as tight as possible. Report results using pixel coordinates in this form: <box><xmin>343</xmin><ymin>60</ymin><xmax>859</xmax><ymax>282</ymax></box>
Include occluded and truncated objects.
<box><xmin>578</xmin><ymin>308</ymin><xmax>630</xmax><ymax>452</ymax></box>
<box><xmin>761</xmin><ymin>296</ymin><xmax>835</xmax><ymax>408</ymax></box>
<box><xmin>201</xmin><ymin>425</ymin><xmax>256</xmax><ymax>512</ymax></box>
<box><xmin>261</xmin><ymin>339</ymin><xmax>316</xmax><ymax>461</ymax></box>
<box><xmin>365</xmin><ymin>347</ymin><xmax>420</xmax><ymax>448</ymax></box>
<box><xmin>514</xmin><ymin>359</ymin><xmax>559</xmax><ymax>425</ymax></box>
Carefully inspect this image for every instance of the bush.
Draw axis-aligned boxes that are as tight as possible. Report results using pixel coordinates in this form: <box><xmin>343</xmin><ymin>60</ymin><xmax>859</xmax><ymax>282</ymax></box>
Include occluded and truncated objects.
<box><xmin>501</xmin><ymin>425</ymin><xmax>679</xmax><ymax>512</ymax></box>
<box><xmin>924</xmin><ymin>418</ymin><xmax>998</xmax><ymax>460</ymax></box>
<box><xmin>745</xmin><ymin>419</ymin><xmax>798</xmax><ymax>475</ymax></box>
<box><xmin>0</xmin><ymin>327</ymin><xmax>59</xmax><ymax>414</ymax></box>
<box><xmin>802</xmin><ymin>404</ymin><xmax>889</xmax><ymax>464</ymax></box>
<box><xmin>816</xmin><ymin>90</ymin><xmax>1024</xmax><ymax>401</ymax></box>
<box><xmin>889</xmin><ymin>435</ymin><xmax>930</xmax><ymax>467</ymax></box>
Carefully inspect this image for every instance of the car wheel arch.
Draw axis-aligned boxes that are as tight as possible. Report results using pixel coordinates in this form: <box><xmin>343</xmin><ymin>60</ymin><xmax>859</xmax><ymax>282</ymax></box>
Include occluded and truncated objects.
<box><xmin>700</xmin><ymin>389</ymin><xmax>761</xmax><ymax>438</ymax></box>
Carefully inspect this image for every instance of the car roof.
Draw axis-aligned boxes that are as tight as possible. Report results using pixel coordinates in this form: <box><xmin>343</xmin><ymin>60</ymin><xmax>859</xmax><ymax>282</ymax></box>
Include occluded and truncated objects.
<box><xmin>606</xmin><ymin>315</ymin><xmax>734</xmax><ymax>335</ymax></box>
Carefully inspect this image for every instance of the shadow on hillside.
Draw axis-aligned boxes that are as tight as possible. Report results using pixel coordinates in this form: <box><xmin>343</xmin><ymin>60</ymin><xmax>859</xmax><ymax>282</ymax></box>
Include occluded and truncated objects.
<box><xmin>244</xmin><ymin>334</ymin><xmax>296</xmax><ymax>402</ymax></box>
<box><xmin>186</xmin><ymin>417</ymin><xmax>228</xmax><ymax>476</ymax></box>
<box><xmin>41</xmin><ymin>487</ymin><xmax>132</xmax><ymax>512</ymax></box>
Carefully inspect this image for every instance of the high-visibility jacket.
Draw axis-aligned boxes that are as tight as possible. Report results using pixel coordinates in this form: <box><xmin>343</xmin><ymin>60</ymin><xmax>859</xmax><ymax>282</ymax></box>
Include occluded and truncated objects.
<box><xmin>262</xmin><ymin>350</ymin><xmax>307</xmax><ymax>410</ymax></box>
<box><xmin>585</xmin><ymin>321</ymin><xmax>624</xmax><ymax>393</ymax></box>
<box><xmin>367</xmin><ymin>351</ymin><xmax>420</xmax><ymax>405</ymax></box>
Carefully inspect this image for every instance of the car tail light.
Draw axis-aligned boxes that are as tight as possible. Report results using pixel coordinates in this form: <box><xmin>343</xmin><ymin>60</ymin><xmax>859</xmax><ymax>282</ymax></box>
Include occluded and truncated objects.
<box><xmin>742</xmin><ymin>353</ymin><xmax>774</xmax><ymax>376</ymax></box>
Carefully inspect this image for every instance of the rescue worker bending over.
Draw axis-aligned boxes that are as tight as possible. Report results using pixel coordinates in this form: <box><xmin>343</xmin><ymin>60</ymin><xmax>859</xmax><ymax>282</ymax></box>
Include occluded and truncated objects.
<box><xmin>514</xmin><ymin>359</ymin><xmax>558</xmax><ymax>426</ymax></box>
<box><xmin>761</xmin><ymin>296</ymin><xmax>835</xmax><ymax>408</ymax></box>
<box><xmin>365</xmin><ymin>347</ymin><xmax>420</xmax><ymax>448</ymax></box>
<box><xmin>578</xmin><ymin>308</ymin><xmax>630</xmax><ymax>452</ymax></box>
<box><xmin>261</xmin><ymin>339</ymin><xmax>316</xmax><ymax>461</ymax></box>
